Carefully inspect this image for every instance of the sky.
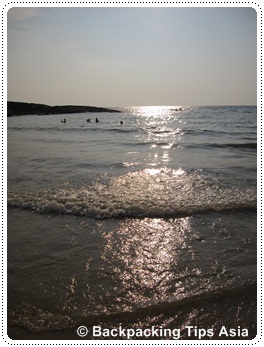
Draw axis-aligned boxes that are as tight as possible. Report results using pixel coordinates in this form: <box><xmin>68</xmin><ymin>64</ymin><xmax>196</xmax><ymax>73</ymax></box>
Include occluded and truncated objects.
<box><xmin>7</xmin><ymin>6</ymin><xmax>257</xmax><ymax>107</ymax></box>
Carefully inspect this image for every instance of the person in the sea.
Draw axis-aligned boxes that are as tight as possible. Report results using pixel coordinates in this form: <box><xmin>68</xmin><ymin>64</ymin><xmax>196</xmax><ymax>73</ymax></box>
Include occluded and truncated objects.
<box><xmin>96</xmin><ymin>118</ymin><xmax>99</xmax><ymax>123</ymax></box>
<box><xmin>120</xmin><ymin>121</ymin><xmax>123</xmax><ymax>125</ymax></box>
<box><xmin>61</xmin><ymin>119</ymin><xmax>66</xmax><ymax>123</ymax></box>
<box><xmin>86</xmin><ymin>118</ymin><xmax>90</xmax><ymax>122</ymax></box>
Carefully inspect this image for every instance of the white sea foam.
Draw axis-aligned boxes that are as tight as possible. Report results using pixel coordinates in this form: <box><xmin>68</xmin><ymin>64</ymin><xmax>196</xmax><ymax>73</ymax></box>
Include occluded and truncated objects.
<box><xmin>8</xmin><ymin>169</ymin><xmax>256</xmax><ymax>219</ymax></box>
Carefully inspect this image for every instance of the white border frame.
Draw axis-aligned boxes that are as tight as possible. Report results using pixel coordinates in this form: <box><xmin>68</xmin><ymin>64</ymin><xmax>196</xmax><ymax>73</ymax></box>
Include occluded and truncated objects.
<box><xmin>2</xmin><ymin>1</ymin><xmax>262</xmax><ymax>345</ymax></box>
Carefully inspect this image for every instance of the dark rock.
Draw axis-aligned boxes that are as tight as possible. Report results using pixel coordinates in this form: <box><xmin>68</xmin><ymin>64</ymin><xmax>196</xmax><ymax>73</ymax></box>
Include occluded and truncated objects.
<box><xmin>7</xmin><ymin>101</ymin><xmax>120</xmax><ymax>117</ymax></box>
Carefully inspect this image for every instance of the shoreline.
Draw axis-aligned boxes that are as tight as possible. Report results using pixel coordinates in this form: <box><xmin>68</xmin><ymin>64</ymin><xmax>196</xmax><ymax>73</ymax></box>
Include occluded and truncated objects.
<box><xmin>7</xmin><ymin>101</ymin><xmax>121</xmax><ymax>117</ymax></box>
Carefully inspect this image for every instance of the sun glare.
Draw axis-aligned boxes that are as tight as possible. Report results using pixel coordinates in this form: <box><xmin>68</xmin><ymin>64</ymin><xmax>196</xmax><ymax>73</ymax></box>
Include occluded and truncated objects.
<box><xmin>133</xmin><ymin>106</ymin><xmax>183</xmax><ymax>118</ymax></box>
<box><xmin>100</xmin><ymin>217</ymin><xmax>195</xmax><ymax>309</ymax></box>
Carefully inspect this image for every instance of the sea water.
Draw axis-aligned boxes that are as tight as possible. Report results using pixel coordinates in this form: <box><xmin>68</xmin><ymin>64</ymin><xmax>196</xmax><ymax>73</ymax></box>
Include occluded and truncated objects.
<box><xmin>7</xmin><ymin>106</ymin><xmax>257</xmax><ymax>339</ymax></box>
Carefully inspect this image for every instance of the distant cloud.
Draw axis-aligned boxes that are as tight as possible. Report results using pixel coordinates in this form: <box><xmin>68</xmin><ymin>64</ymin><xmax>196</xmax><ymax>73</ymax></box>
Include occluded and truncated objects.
<box><xmin>7</xmin><ymin>7</ymin><xmax>41</xmax><ymax>21</ymax></box>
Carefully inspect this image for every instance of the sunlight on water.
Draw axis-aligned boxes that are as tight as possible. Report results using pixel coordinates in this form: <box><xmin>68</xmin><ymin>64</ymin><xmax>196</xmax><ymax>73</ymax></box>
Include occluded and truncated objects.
<box><xmin>129</xmin><ymin>106</ymin><xmax>186</xmax><ymax>167</ymax></box>
<box><xmin>144</xmin><ymin>168</ymin><xmax>161</xmax><ymax>175</ymax></box>
<box><xmin>100</xmin><ymin>217</ymin><xmax>196</xmax><ymax>309</ymax></box>
<box><xmin>144</xmin><ymin>168</ymin><xmax>186</xmax><ymax>176</ymax></box>
<box><xmin>131</xmin><ymin>106</ymin><xmax>183</xmax><ymax>118</ymax></box>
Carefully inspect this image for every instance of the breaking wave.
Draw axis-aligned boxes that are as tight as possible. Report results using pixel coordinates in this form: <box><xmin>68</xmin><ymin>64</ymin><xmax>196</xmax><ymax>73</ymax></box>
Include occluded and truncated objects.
<box><xmin>8</xmin><ymin>169</ymin><xmax>256</xmax><ymax>219</ymax></box>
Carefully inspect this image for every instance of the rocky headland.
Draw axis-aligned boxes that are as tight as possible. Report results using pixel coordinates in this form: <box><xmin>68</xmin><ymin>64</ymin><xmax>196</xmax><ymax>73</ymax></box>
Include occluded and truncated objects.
<box><xmin>7</xmin><ymin>101</ymin><xmax>120</xmax><ymax>117</ymax></box>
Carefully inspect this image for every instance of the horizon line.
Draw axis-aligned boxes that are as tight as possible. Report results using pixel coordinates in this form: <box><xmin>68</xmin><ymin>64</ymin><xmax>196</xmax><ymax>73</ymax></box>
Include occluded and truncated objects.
<box><xmin>7</xmin><ymin>100</ymin><xmax>257</xmax><ymax>108</ymax></box>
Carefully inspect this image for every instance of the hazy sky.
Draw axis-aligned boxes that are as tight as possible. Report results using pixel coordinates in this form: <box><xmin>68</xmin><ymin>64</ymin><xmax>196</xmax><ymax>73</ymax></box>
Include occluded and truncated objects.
<box><xmin>7</xmin><ymin>6</ymin><xmax>257</xmax><ymax>106</ymax></box>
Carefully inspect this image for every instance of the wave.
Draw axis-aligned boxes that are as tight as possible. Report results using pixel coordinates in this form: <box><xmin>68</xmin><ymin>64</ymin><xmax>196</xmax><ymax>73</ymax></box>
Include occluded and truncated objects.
<box><xmin>8</xmin><ymin>126</ymin><xmax>141</xmax><ymax>135</ymax></box>
<box><xmin>8</xmin><ymin>281</ymin><xmax>256</xmax><ymax>335</ymax></box>
<box><xmin>140</xmin><ymin>127</ymin><xmax>256</xmax><ymax>139</ymax></box>
<box><xmin>75</xmin><ymin>280</ymin><xmax>257</xmax><ymax>325</ymax></box>
<box><xmin>212</xmin><ymin>142</ymin><xmax>257</xmax><ymax>150</ymax></box>
<box><xmin>183</xmin><ymin>142</ymin><xmax>257</xmax><ymax>150</ymax></box>
<box><xmin>145</xmin><ymin>128</ymin><xmax>183</xmax><ymax>135</ymax></box>
<box><xmin>9</xmin><ymin>125</ymin><xmax>256</xmax><ymax>143</ymax></box>
<box><xmin>7</xmin><ymin>169</ymin><xmax>256</xmax><ymax>219</ymax></box>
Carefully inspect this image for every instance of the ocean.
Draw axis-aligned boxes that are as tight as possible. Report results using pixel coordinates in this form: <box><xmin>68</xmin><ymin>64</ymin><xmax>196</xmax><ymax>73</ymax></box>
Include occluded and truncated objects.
<box><xmin>7</xmin><ymin>105</ymin><xmax>257</xmax><ymax>340</ymax></box>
